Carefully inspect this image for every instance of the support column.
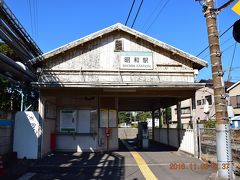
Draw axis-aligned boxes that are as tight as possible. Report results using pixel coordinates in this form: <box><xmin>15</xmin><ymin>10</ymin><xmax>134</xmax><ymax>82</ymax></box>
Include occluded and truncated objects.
<box><xmin>166</xmin><ymin>108</ymin><xmax>169</xmax><ymax>145</ymax></box>
<box><xmin>152</xmin><ymin>110</ymin><xmax>155</xmax><ymax>141</ymax></box>
<box><xmin>177</xmin><ymin>102</ymin><xmax>181</xmax><ymax>147</ymax></box>
<box><xmin>191</xmin><ymin>95</ymin><xmax>198</xmax><ymax>158</ymax></box>
<box><xmin>158</xmin><ymin>108</ymin><xmax>161</xmax><ymax>143</ymax></box>
<box><xmin>158</xmin><ymin>109</ymin><xmax>162</xmax><ymax>128</ymax></box>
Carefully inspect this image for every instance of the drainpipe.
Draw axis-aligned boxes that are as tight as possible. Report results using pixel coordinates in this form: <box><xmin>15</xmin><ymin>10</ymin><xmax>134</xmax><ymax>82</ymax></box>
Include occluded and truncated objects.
<box><xmin>20</xmin><ymin>91</ymin><xmax>24</xmax><ymax>111</ymax></box>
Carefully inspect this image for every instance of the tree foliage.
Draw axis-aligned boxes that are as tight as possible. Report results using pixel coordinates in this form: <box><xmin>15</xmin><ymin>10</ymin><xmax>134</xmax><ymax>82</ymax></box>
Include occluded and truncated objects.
<box><xmin>0</xmin><ymin>41</ymin><xmax>38</xmax><ymax>112</ymax></box>
<box><xmin>136</xmin><ymin>112</ymin><xmax>151</xmax><ymax>122</ymax></box>
<box><xmin>0</xmin><ymin>41</ymin><xmax>18</xmax><ymax>60</ymax></box>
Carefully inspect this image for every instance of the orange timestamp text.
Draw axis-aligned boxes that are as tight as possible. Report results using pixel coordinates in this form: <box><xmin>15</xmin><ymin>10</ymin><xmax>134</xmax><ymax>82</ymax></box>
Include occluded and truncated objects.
<box><xmin>169</xmin><ymin>162</ymin><xmax>230</xmax><ymax>172</ymax></box>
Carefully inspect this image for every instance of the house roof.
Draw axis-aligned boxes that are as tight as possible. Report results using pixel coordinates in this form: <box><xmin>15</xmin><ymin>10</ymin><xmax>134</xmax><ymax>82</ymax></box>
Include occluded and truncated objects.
<box><xmin>35</xmin><ymin>23</ymin><xmax>208</xmax><ymax>69</ymax></box>
<box><xmin>200</xmin><ymin>79</ymin><xmax>235</xmax><ymax>89</ymax></box>
<box><xmin>227</xmin><ymin>81</ymin><xmax>240</xmax><ymax>92</ymax></box>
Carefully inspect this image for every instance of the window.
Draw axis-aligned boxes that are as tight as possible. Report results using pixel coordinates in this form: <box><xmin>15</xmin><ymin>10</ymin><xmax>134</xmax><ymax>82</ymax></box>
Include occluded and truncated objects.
<box><xmin>59</xmin><ymin>109</ymin><xmax>98</xmax><ymax>133</ymax></box>
<box><xmin>237</xmin><ymin>95</ymin><xmax>240</xmax><ymax>108</ymax></box>
<box><xmin>197</xmin><ymin>100</ymin><xmax>201</xmax><ymax>106</ymax></box>
<box><xmin>205</xmin><ymin>95</ymin><xmax>212</xmax><ymax>105</ymax></box>
<box><xmin>78</xmin><ymin>110</ymin><xmax>97</xmax><ymax>133</ymax></box>
<box><xmin>175</xmin><ymin>107</ymin><xmax>191</xmax><ymax>114</ymax></box>
<box><xmin>181</xmin><ymin>107</ymin><xmax>191</xmax><ymax>114</ymax></box>
<box><xmin>115</xmin><ymin>40</ymin><xmax>123</xmax><ymax>51</ymax></box>
<box><xmin>230</xmin><ymin>95</ymin><xmax>240</xmax><ymax>108</ymax></box>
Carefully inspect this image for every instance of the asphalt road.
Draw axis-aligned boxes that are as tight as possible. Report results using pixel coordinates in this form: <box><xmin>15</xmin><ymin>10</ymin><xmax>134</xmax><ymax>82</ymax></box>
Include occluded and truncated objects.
<box><xmin>17</xmin><ymin>140</ymin><xmax>214</xmax><ymax>180</ymax></box>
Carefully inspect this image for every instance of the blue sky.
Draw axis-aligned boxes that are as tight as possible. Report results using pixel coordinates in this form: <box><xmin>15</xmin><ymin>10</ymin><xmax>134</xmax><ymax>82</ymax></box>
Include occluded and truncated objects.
<box><xmin>5</xmin><ymin>0</ymin><xmax>240</xmax><ymax>82</ymax></box>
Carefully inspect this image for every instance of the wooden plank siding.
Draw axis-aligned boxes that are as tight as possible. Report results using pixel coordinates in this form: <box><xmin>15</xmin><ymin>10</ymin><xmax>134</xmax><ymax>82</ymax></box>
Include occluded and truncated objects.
<box><xmin>38</xmin><ymin>31</ymin><xmax>196</xmax><ymax>87</ymax></box>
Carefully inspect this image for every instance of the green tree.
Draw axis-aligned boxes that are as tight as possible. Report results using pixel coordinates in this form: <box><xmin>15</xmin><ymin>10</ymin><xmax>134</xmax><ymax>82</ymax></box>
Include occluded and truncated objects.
<box><xmin>0</xmin><ymin>42</ymin><xmax>22</xmax><ymax>111</ymax></box>
<box><xmin>0</xmin><ymin>77</ymin><xmax>11</xmax><ymax>111</ymax></box>
<box><xmin>118</xmin><ymin>112</ymin><xmax>128</xmax><ymax>124</ymax></box>
<box><xmin>136</xmin><ymin>111</ymin><xmax>151</xmax><ymax>122</ymax></box>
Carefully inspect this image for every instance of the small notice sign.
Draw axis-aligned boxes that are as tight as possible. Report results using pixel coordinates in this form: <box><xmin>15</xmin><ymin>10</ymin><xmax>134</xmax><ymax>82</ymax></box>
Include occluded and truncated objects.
<box><xmin>120</xmin><ymin>51</ymin><xmax>153</xmax><ymax>70</ymax></box>
<box><xmin>232</xmin><ymin>1</ymin><xmax>240</xmax><ymax>15</ymax></box>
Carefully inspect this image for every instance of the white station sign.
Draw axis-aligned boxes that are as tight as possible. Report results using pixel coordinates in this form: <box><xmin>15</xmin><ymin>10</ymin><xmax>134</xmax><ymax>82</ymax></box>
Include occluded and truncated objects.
<box><xmin>120</xmin><ymin>51</ymin><xmax>153</xmax><ymax>70</ymax></box>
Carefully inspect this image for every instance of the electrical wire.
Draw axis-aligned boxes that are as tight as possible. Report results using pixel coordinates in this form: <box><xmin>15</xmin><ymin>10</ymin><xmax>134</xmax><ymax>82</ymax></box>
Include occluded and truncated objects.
<box><xmin>131</xmin><ymin>0</ymin><xmax>144</xmax><ymax>28</ymax></box>
<box><xmin>145</xmin><ymin>0</ymin><xmax>169</xmax><ymax>33</ymax></box>
<box><xmin>125</xmin><ymin>0</ymin><xmax>136</xmax><ymax>26</ymax></box>
<box><xmin>34</xmin><ymin>0</ymin><xmax>38</xmax><ymax>40</ymax></box>
<box><xmin>227</xmin><ymin>42</ymin><xmax>237</xmax><ymax>81</ymax></box>
<box><xmin>32</xmin><ymin>0</ymin><xmax>36</xmax><ymax>38</ymax></box>
<box><xmin>200</xmin><ymin>37</ymin><xmax>233</xmax><ymax>58</ymax></box>
<box><xmin>196</xmin><ymin>24</ymin><xmax>234</xmax><ymax>57</ymax></box>
<box><xmin>202</xmin><ymin>42</ymin><xmax>236</xmax><ymax>59</ymax></box>
<box><xmin>141</xmin><ymin>0</ymin><xmax>164</xmax><ymax>31</ymax></box>
<box><xmin>28</xmin><ymin>0</ymin><xmax>34</xmax><ymax>38</ymax></box>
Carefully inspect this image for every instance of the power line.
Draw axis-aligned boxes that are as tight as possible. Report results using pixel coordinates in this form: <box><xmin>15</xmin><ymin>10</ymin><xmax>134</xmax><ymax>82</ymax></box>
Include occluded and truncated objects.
<box><xmin>28</xmin><ymin>0</ymin><xmax>34</xmax><ymax>38</ymax></box>
<box><xmin>227</xmin><ymin>42</ymin><xmax>237</xmax><ymax>81</ymax></box>
<box><xmin>131</xmin><ymin>0</ymin><xmax>144</xmax><ymax>28</ymax></box>
<box><xmin>125</xmin><ymin>0</ymin><xmax>136</xmax><ymax>26</ymax></box>
<box><xmin>141</xmin><ymin>0</ymin><xmax>164</xmax><ymax>31</ymax></box>
<box><xmin>200</xmin><ymin>37</ymin><xmax>233</xmax><ymax>59</ymax></box>
<box><xmin>34</xmin><ymin>0</ymin><xmax>38</xmax><ymax>40</ymax></box>
<box><xmin>196</xmin><ymin>24</ymin><xmax>233</xmax><ymax>57</ymax></box>
<box><xmin>202</xmin><ymin>42</ymin><xmax>236</xmax><ymax>59</ymax></box>
<box><xmin>32</xmin><ymin>0</ymin><xmax>37</xmax><ymax>38</ymax></box>
<box><xmin>145</xmin><ymin>0</ymin><xmax>169</xmax><ymax>33</ymax></box>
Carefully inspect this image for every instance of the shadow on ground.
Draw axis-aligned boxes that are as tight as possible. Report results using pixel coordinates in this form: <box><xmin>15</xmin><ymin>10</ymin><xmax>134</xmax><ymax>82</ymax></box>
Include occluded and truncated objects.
<box><xmin>3</xmin><ymin>139</ymin><xmax>178</xmax><ymax>180</ymax></box>
<box><xmin>30</xmin><ymin>152</ymin><xmax>125</xmax><ymax>180</ymax></box>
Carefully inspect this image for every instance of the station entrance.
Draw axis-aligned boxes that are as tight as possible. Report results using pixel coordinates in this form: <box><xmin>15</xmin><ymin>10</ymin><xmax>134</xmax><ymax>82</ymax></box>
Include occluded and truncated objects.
<box><xmin>27</xmin><ymin>23</ymin><xmax>207</xmax><ymax>158</ymax></box>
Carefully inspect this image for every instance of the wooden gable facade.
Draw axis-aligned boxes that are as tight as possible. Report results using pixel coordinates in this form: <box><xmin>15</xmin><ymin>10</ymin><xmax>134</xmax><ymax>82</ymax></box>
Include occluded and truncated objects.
<box><xmin>35</xmin><ymin>23</ymin><xmax>207</xmax><ymax>88</ymax></box>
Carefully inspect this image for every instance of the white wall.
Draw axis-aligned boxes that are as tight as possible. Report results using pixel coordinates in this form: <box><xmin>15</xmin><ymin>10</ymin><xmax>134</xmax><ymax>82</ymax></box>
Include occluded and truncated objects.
<box><xmin>13</xmin><ymin>112</ymin><xmax>42</xmax><ymax>159</ymax></box>
<box><xmin>154</xmin><ymin>128</ymin><xmax>195</xmax><ymax>155</ymax></box>
<box><xmin>56</xmin><ymin>135</ymin><xmax>97</xmax><ymax>152</ymax></box>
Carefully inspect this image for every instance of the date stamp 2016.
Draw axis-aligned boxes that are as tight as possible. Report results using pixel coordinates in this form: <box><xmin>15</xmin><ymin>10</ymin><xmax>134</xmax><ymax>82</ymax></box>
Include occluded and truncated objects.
<box><xmin>169</xmin><ymin>162</ymin><xmax>230</xmax><ymax>172</ymax></box>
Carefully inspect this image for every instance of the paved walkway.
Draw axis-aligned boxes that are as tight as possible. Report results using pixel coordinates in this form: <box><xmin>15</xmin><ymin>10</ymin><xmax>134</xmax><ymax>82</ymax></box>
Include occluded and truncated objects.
<box><xmin>15</xmin><ymin>140</ymin><xmax>215</xmax><ymax>180</ymax></box>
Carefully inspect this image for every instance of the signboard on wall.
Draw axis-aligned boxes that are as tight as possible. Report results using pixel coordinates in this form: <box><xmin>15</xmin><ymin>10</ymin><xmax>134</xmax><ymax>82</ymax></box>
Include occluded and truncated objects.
<box><xmin>60</xmin><ymin>110</ymin><xmax>77</xmax><ymax>132</ymax></box>
<box><xmin>120</xmin><ymin>51</ymin><xmax>153</xmax><ymax>70</ymax></box>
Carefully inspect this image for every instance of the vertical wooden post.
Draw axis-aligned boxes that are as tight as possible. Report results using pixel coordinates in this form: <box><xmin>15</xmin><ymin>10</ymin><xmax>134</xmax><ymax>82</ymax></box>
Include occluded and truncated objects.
<box><xmin>152</xmin><ymin>110</ymin><xmax>155</xmax><ymax>141</ymax></box>
<box><xmin>166</xmin><ymin>108</ymin><xmax>169</xmax><ymax>145</ymax></box>
<box><xmin>203</xmin><ymin>1</ymin><xmax>234</xmax><ymax>178</ymax></box>
<box><xmin>177</xmin><ymin>102</ymin><xmax>181</xmax><ymax>147</ymax></box>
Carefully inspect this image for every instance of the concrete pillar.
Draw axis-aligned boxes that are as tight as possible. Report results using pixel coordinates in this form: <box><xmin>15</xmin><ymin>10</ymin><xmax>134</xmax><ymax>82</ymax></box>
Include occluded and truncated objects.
<box><xmin>177</xmin><ymin>102</ymin><xmax>181</xmax><ymax>147</ymax></box>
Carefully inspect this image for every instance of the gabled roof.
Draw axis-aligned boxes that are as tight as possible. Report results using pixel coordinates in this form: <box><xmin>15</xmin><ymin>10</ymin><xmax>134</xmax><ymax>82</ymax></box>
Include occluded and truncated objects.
<box><xmin>36</xmin><ymin>23</ymin><xmax>208</xmax><ymax>69</ymax></box>
<box><xmin>227</xmin><ymin>81</ymin><xmax>240</xmax><ymax>92</ymax></box>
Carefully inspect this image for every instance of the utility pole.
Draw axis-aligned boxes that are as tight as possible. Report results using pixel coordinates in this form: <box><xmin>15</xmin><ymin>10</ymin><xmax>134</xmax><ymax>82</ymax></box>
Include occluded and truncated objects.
<box><xmin>202</xmin><ymin>0</ymin><xmax>235</xmax><ymax>179</ymax></box>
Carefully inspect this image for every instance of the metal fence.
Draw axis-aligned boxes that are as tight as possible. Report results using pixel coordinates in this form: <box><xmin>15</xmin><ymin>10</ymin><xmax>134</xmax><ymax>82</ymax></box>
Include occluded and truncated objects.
<box><xmin>199</xmin><ymin>128</ymin><xmax>240</xmax><ymax>174</ymax></box>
